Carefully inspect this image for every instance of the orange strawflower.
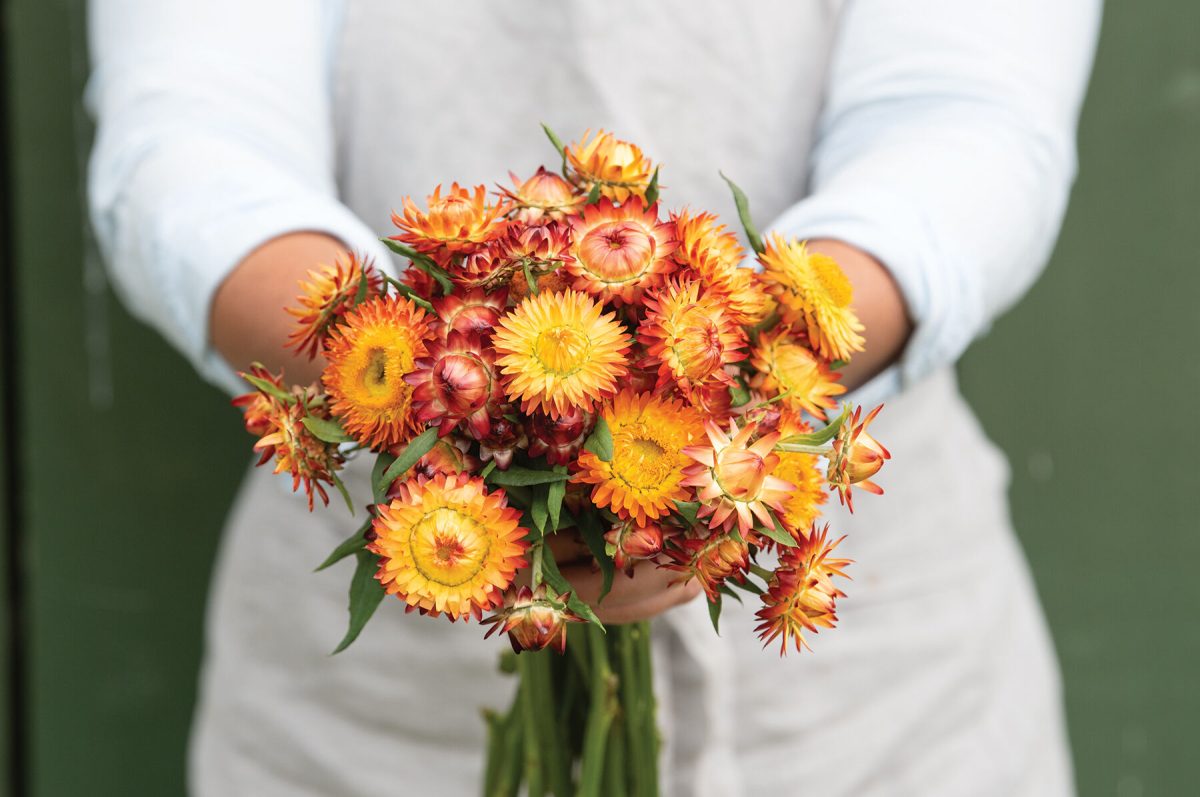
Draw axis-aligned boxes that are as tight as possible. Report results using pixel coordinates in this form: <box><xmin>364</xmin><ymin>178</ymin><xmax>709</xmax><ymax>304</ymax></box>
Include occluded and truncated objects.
<box><xmin>750</xmin><ymin>326</ymin><xmax>846</xmax><ymax>421</ymax></box>
<box><xmin>389</xmin><ymin>183</ymin><xmax>508</xmax><ymax>262</ymax></box>
<box><xmin>286</xmin><ymin>252</ymin><xmax>383</xmax><ymax>359</ymax></box>
<box><xmin>681</xmin><ymin>418</ymin><xmax>793</xmax><ymax>535</ymax></box>
<box><xmin>639</xmin><ymin>278</ymin><xmax>747</xmax><ymax>402</ymax></box>
<box><xmin>574</xmin><ymin>390</ymin><xmax>703</xmax><ymax>525</ymax></box>
<box><xmin>322</xmin><ymin>295</ymin><xmax>432</xmax><ymax>450</ymax></box>
<box><xmin>482</xmin><ymin>584</ymin><xmax>585</xmax><ymax>654</ymax></box>
<box><xmin>672</xmin><ymin>210</ymin><xmax>772</xmax><ymax>326</ymax></box>
<box><xmin>233</xmin><ymin>367</ymin><xmax>344</xmax><ymax>511</ymax></box>
<box><xmin>370</xmin><ymin>473</ymin><xmax>529</xmax><ymax>621</ymax></box>
<box><xmin>755</xmin><ymin>525</ymin><xmax>850</xmax><ymax>654</ymax></box>
<box><xmin>406</xmin><ymin>332</ymin><xmax>504</xmax><ymax>440</ymax></box>
<box><xmin>662</xmin><ymin>530</ymin><xmax>751</xmax><ymax>602</ymax></box>
<box><xmin>461</xmin><ymin>221</ymin><xmax>575</xmax><ymax>295</ymax></box>
<box><xmin>498</xmin><ymin>167</ymin><xmax>585</xmax><ymax>222</ymax></box>
<box><xmin>757</xmin><ymin>234</ymin><xmax>865</xmax><ymax>362</ymax></box>
<box><xmin>566</xmin><ymin>198</ymin><xmax>678</xmax><ymax>304</ymax></box>
<box><xmin>492</xmin><ymin>289</ymin><xmax>630</xmax><ymax>418</ymax></box>
<box><xmin>565</xmin><ymin>129</ymin><xmax>656</xmax><ymax>203</ymax></box>
<box><xmin>827</xmin><ymin>404</ymin><xmax>890</xmax><ymax>511</ymax></box>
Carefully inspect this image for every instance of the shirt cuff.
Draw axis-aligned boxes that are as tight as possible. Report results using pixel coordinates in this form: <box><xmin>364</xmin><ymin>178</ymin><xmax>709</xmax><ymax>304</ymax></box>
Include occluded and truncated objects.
<box><xmin>169</xmin><ymin>195</ymin><xmax>393</xmax><ymax>395</ymax></box>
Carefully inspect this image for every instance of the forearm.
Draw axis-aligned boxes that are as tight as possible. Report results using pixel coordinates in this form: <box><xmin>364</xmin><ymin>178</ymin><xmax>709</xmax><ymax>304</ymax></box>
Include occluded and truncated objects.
<box><xmin>210</xmin><ymin>232</ymin><xmax>348</xmax><ymax>386</ymax></box>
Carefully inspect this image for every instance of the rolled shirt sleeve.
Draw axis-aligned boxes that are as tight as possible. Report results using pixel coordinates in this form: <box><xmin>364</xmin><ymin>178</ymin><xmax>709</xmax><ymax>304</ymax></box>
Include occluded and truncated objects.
<box><xmin>86</xmin><ymin>0</ymin><xmax>383</xmax><ymax>394</ymax></box>
<box><xmin>770</xmin><ymin>0</ymin><xmax>1101</xmax><ymax>397</ymax></box>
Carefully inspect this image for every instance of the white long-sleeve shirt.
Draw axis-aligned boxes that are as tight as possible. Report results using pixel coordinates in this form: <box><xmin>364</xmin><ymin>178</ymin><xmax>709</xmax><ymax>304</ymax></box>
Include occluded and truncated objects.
<box><xmin>87</xmin><ymin>0</ymin><xmax>1100</xmax><ymax>398</ymax></box>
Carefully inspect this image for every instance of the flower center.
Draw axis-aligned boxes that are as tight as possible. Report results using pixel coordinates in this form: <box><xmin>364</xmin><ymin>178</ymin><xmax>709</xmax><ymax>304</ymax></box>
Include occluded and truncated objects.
<box><xmin>811</xmin><ymin>255</ymin><xmax>854</xmax><ymax>307</ymax></box>
<box><xmin>409</xmin><ymin>507</ymin><xmax>490</xmax><ymax>586</ymax></box>
<box><xmin>612</xmin><ymin>427</ymin><xmax>675</xmax><ymax>491</ymax></box>
<box><xmin>533</xmin><ymin>325</ymin><xmax>591</xmax><ymax>376</ymax></box>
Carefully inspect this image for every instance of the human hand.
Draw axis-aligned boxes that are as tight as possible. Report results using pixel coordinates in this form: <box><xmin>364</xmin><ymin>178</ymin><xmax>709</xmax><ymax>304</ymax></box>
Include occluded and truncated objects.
<box><xmin>543</xmin><ymin>533</ymin><xmax>703</xmax><ymax>625</ymax></box>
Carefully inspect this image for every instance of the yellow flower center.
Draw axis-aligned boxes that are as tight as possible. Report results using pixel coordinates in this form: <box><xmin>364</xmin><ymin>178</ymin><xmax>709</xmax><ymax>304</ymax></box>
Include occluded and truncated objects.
<box><xmin>409</xmin><ymin>507</ymin><xmax>490</xmax><ymax>587</ymax></box>
<box><xmin>363</xmin><ymin>348</ymin><xmax>390</xmax><ymax>394</ymax></box>
<box><xmin>533</xmin><ymin>325</ymin><xmax>592</xmax><ymax>376</ymax></box>
<box><xmin>810</xmin><ymin>253</ymin><xmax>854</xmax><ymax>307</ymax></box>
<box><xmin>611</xmin><ymin>425</ymin><xmax>675</xmax><ymax>491</ymax></box>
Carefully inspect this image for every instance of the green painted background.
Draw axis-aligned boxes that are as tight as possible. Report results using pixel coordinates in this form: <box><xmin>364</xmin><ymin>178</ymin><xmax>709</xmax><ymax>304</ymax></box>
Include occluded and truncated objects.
<box><xmin>2</xmin><ymin>1</ymin><xmax>1197</xmax><ymax>795</ymax></box>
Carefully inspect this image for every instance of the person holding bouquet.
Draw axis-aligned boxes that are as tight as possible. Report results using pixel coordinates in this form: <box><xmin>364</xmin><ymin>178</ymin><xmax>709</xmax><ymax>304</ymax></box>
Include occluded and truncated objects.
<box><xmin>87</xmin><ymin>1</ymin><xmax>1100</xmax><ymax>795</ymax></box>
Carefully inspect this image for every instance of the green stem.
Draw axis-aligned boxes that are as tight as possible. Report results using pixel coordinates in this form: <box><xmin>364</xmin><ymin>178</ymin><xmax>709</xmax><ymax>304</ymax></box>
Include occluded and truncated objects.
<box><xmin>634</xmin><ymin>622</ymin><xmax>659</xmax><ymax>797</ymax></box>
<box><xmin>579</xmin><ymin>625</ymin><xmax>617</xmax><ymax>797</ymax></box>
<box><xmin>524</xmin><ymin>650</ymin><xmax>573</xmax><ymax>797</ymax></box>
<box><xmin>482</xmin><ymin>709</ymin><xmax>505</xmax><ymax>797</ymax></box>
<box><xmin>491</xmin><ymin>695</ymin><xmax>524</xmax><ymax>797</ymax></box>
<box><xmin>615</xmin><ymin>623</ymin><xmax>659</xmax><ymax>797</ymax></box>
<box><xmin>518</xmin><ymin>675</ymin><xmax>545</xmax><ymax>797</ymax></box>
<box><xmin>603</xmin><ymin>709</ymin><xmax>629</xmax><ymax>796</ymax></box>
<box><xmin>531</xmin><ymin>541</ymin><xmax>546</xmax><ymax>588</ymax></box>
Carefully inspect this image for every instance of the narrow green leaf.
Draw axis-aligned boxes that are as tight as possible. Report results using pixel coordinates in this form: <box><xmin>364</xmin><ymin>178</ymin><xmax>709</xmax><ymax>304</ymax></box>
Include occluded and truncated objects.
<box><xmin>332</xmin><ymin>550</ymin><xmax>386</xmax><ymax>654</ymax></box>
<box><xmin>540</xmin><ymin>552</ymin><xmax>603</xmax><ymax>629</ymax></box>
<box><xmin>380</xmin><ymin>238</ymin><xmax>454</xmax><ymax>295</ymax></box>
<box><xmin>830</xmin><ymin>359</ymin><xmax>849</xmax><ymax>370</ymax></box>
<box><xmin>726</xmin><ymin>576</ymin><xmax>766</xmax><ymax>596</ymax></box>
<box><xmin>728</xmin><ymin>380</ymin><xmax>752</xmax><ymax>408</ymax></box>
<box><xmin>541</xmin><ymin>122</ymin><xmax>568</xmax><ymax>171</ymax></box>
<box><xmin>719</xmin><ymin>171</ymin><xmax>764</xmax><ymax>254</ymax></box>
<box><xmin>755</xmin><ymin>511</ymin><xmax>799</xmax><ymax>548</ymax></box>
<box><xmin>673</xmin><ymin>500</ymin><xmax>701</xmax><ymax>526</ymax></box>
<box><xmin>718</xmin><ymin>583</ymin><xmax>744</xmax><ymax>604</ymax></box>
<box><xmin>370</xmin><ymin>452</ymin><xmax>397</xmax><ymax>504</ymax></box>
<box><xmin>331</xmin><ymin>472</ymin><xmax>355</xmax><ymax>516</ymax></box>
<box><xmin>707</xmin><ymin>594</ymin><xmax>723</xmax><ymax>634</ymax></box>
<box><xmin>354</xmin><ymin>265</ymin><xmax>370</xmax><ymax>304</ymax></box>
<box><xmin>586</xmin><ymin>182</ymin><xmax>602</xmax><ymax>205</ymax></box>
<box><xmin>241</xmin><ymin>372</ymin><xmax>293</xmax><ymax>404</ymax></box>
<box><xmin>778</xmin><ymin>404</ymin><xmax>850</xmax><ymax>447</ymax></box>
<box><xmin>376</xmin><ymin>427</ymin><xmax>439</xmax><ymax>495</ymax></box>
<box><xmin>382</xmin><ymin>275</ymin><xmax>435</xmax><ymax>312</ymax></box>
<box><xmin>301</xmin><ymin>415</ymin><xmax>355</xmax><ymax>444</ymax></box>
<box><xmin>315</xmin><ymin>519</ymin><xmax>371</xmax><ymax>572</ymax></box>
<box><xmin>644</xmin><ymin>166</ymin><xmax>660</xmax><ymax>206</ymax></box>
<box><xmin>583</xmin><ymin>416</ymin><xmax>613</xmax><ymax>462</ymax></box>
<box><xmin>486</xmin><ymin>466</ymin><xmax>572</xmax><ymax>487</ymax></box>
<box><xmin>749</xmin><ymin>562</ymin><xmax>775</xmax><ymax>582</ymax></box>
<box><xmin>575</xmin><ymin>510</ymin><xmax>614</xmax><ymax>602</ymax></box>
<box><xmin>479</xmin><ymin>460</ymin><xmax>496</xmax><ymax>481</ymax></box>
<box><xmin>547</xmin><ymin>467</ymin><xmax>566</xmax><ymax>532</ymax></box>
<box><xmin>530</xmin><ymin>486</ymin><xmax>549</xmax><ymax>536</ymax></box>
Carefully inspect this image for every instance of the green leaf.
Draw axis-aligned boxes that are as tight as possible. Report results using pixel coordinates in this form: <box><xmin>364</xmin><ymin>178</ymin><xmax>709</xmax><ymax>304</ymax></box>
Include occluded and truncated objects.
<box><xmin>331</xmin><ymin>472</ymin><xmax>355</xmax><ymax>515</ymax></box>
<box><xmin>380</xmin><ymin>238</ymin><xmax>454</xmax><ymax>296</ymax></box>
<box><xmin>779</xmin><ymin>404</ymin><xmax>850</xmax><ymax>447</ymax></box>
<box><xmin>728</xmin><ymin>380</ymin><xmax>752</xmax><ymax>408</ymax></box>
<box><xmin>479</xmin><ymin>460</ymin><xmax>496</xmax><ymax>480</ymax></box>
<box><xmin>583</xmin><ymin>415</ymin><xmax>613</xmax><ymax>462</ymax></box>
<box><xmin>726</xmin><ymin>576</ymin><xmax>765</xmax><ymax>596</ymax></box>
<box><xmin>830</xmin><ymin>359</ymin><xmax>849</xmax><ymax>370</ymax></box>
<box><xmin>541</xmin><ymin>122</ymin><xmax>568</xmax><ymax>171</ymax></box>
<box><xmin>301</xmin><ymin>415</ymin><xmax>355</xmax><ymax>444</ymax></box>
<box><xmin>707</xmin><ymin>594</ymin><xmax>723</xmax><ymax>634</ymax></box>
<box><xmin>644</xmin><ymin>166</ymin><xmax>660</xmax><ymax>206</ymax></box>
<box><xmin>539</xmin><ymin>551</ymin><xmax>603</xmax><ymax>629</ymax></box>
<box><xmin>530</xmin><ymin>485</ymin><xmax>549</xmax><ymax>536</ymax></box>
<box><xmin>585</xmin><ymin>181</ymin><xmax>602</xmax><ymax>205</ymax></box>
<box><xmin>354</xmin><ymin>265</ymin><xmax>371</xmax><ymax>305</ymax></box>
<box><xmin>755</xmin><ymin>511</ymin><xmax>799</xmax><ymax>548</ymax></box>
<box><xmin>718</xmin><ymin>584</ymin><xmax>744</xmax><ymax>604</ymax></box>
<box><xmin>370</xmin><ymin>452</ymin><xmax>397</xmax><ymax>504</ymax></box>
<box><xmin>241</xmin><ymin>371</ymin><xmax>293</xmax><ymax>404</ymax></box>
<box><xmin>315</xmin><ymin>519</ymin><xmax>371</xmax><ymax>572</ymax></box>
<box><xmin>381</xmin><ymin>275</ymin><xmax>435</xmax><ymax>312</ymax></box>
<box><xmin>719</xmin><ymin>171</ymin><xmax>764</xmax><ymax>254</ymax></box>
<box><xmin>376</xmin><ymin>427</ymin><xmax>439</xmax><ymax>495</ymax></box>
<box><xmin>575</xmin><ymin>510</ymin><xmax>614</xmax><ymax>602</ymax></box>
<box><xmin>486</xmin><ymin>466</ymin><xmax>571</xmax><ymax>487</ymax></box>
<box><xmin>547</xmin><ymin>467</ymin><xmax>566</xmax><ymax>532</ymax></box>
<box><xmin>673</xmin><ymin>500</ymin><xmax>701</xmax><ymax>526</ymax></box>
<box><xmin>332</xmin><ymin>550</ymin><xmax>386</xmax><ymax>654</ymax></box>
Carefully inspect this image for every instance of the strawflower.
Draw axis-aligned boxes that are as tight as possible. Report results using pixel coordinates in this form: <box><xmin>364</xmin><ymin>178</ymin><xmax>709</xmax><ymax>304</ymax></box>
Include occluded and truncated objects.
<box><xmin>286</xmin><ymin>251</ymin><xmax>383</xmax><ymax>359</ymax></box>
<box><xmin>755</xmin><ymin>525</ymin><xmax>850</xmax><ymax>654</ymax></box>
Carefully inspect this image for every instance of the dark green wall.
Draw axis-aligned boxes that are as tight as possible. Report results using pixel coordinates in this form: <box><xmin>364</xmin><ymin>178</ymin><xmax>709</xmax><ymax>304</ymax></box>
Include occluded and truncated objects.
<box><xmin>3</xmin><ymin>1</ymin><xmax>1197</xmax><ymax>795</ymax></box>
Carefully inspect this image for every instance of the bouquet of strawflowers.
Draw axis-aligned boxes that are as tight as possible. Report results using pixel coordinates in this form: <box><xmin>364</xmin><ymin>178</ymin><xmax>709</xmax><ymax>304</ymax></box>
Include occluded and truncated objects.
<box><xmin>233</xmin><ymin>126</ymin><xmax>890</xmax><ymax>796</ymax></box>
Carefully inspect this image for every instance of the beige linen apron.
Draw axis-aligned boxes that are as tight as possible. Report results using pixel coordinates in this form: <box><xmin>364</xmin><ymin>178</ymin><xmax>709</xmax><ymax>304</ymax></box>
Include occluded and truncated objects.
<box><xmin>190</xmin><ymin>2</ymin><xmax>1074</xmax><ymax>794</ymax></box>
